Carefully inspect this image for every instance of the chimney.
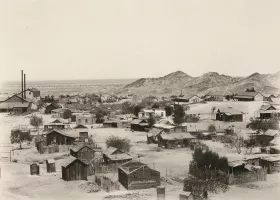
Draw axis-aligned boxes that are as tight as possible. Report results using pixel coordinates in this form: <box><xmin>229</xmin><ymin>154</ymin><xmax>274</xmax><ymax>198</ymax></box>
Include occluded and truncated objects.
<box><xmin>21</xmin><ymin>70</ymin><xmax>24</xmax><ymax>103</ymax></box>
<box><xmin>24</xmin><ymin>74</ymin><xmax>26</xmax><ymax>99</ymax></box>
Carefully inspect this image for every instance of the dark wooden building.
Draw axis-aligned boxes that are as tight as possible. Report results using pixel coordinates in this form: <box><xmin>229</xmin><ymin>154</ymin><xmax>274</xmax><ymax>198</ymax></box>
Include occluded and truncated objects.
<box><xmin>45</xmin><ymin>103</ymin><xmax>62</xmax><ymax>114</ymax></box>
<box><xmin>118</xmin><ymin>161</ymin><xmax>160</xmax><ymax>190</ymax></box>
<box><xmin>30</xmin><ymin>163</ymin><xmax>40</xmax><ymax>175</ymax></box>
<box><xmin>103</xmin><ymin>147</ymin><xmax>133</xmax><ymax>165</ymax></box>
<box><xmin>103</xmin><ymin>120</ymin><xmax>120</xmax><ymax>128</ymax></box>
<box><xmin>257</xmin><ymin>129</ymin><xmax>280</xmax><ymax>146</ymax></box>
<box><xmin>46</xmin><ymin>130</ymin><xmax>77</xmax><ymax>146</ymax></box>
<box><xmin>61</xmin><ymin>156</ymin><xmax>88</xmax><ymax>181</ymax></box>
<box><xmin>259</xmin><ymin>155</ymin><xmax>280</xmax><ymax>174</ymax></box>
<box><xmin>70</xmin><ymin>144</ymin><xmax>97</xmax><ymax>163</ymax></box>
<box><xmin>46</xmin><ymin>159</ymin><xmax>56</xmax><ymax>173</ymax></box>
<box><xmin>216</xmin><ymin>107</ymin><xmax>243</xmax><ymax>122</ymax></box>
<box><xmin>147</xmin><ymin>128</ymin><xmax>164</xmax><ymax>144</ymax></box>
<box><xmin>130</xmin><ymin>119</ymin><xmax>149</xmax><ymax>132</ymax></box>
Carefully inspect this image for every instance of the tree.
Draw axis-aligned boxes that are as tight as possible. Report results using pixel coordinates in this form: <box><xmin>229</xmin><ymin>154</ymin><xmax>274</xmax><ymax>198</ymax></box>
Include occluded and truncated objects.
<box><xmin>208</xmin><ymin>124</ymin><xmax>216</xmax><ymax>133</ymax></box>
<box><xmin>152</xmin><ymin>103</ymin><xmax>159</xmax><ymax>109</ymax></box>
<box><xmin>121</xmin><ymin>101</ymin><xmax>134</xmax><ymax>114</ymax></box>
<box><xmin>165</xmin><ymin>105</ymin><xmax>174</xmax><ymax>116</ymax></box>
<box><xmin>185</xmin><ymin>115</ymin><xmax>200</xmax><ymax>122</ymax></box>
<box><xmin>10</xmin><ymin>129</ymin><xmax>32</xmax><ymax>149</ymax></box>
<box><xmin>63</xmin><ymin>109</ymin><xmax>72</xmax><ymax>119</ymax></box>
<box><xmin>105</xmin><ymin>135</ymin><xmax>131</xmax><ymax>152</ymax></box>
<box><xmin>247</xmin><ymin>118</ymin><xmax>279</xmax><ymax>133</ymax></box>
<box><xmin>133</xmin><ymin>105</ymin><xmax>144</xmax><ymax>117</ymax></box>
<box><xmin>245</xmin><ymin>87</ymin><xmax>256</xmax><ymax>92</ymax></box>
<box><xmin>147</xmin><ymin>115</ymin><xmax>156</xmax><ymax>128</ymax></box>
<box><xmin>30</xmin><ymin>115</ymin><xmax>43</xmax><ymax>135</ymax></box>
<box><xmin>173</xmin><ymin>105</ymin><xmax>185</xmax><ymax>125</ymax></box>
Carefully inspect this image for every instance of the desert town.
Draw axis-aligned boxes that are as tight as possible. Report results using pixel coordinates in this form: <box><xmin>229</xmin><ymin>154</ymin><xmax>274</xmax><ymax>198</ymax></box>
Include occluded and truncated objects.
<box><xmin>0</xmin><ymin>70</ymin><xmax>280</xmax><ymax>200</ymax></box>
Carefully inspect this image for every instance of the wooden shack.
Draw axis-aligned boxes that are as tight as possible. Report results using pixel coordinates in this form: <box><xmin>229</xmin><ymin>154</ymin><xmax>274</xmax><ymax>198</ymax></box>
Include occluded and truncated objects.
<box><xmin>30</xmin><ymin>163</ymin><xmax>40</xmax><ymax>175</ymax></box>
<box><xmin>61</xmin><ymin>156</ymin><xmax>88</xmax><ymax>181</ymax></box>
<box><xmin>46</xmin><ymin>159</ymin><xmax>56</xmax><ymax>173</ymax></box>
<box><xmin>46</xmin><ymin>129</ymin><xmax>77</xmax><ymax>145</ymax></box>
<box><xmin>118</xmin><ymin>160</ymin><xmax>160</xmax><ymax>190</ymax></box>
<box><xmin>259</xmin><ymin>155</ymin><xmax>280</xmax><ymax>174</ymax></box>
<box><xmin>103</xmin><ymin>147</ymin><xmax>133</xmax><ymax>165</ymax></box>
<box><xmin>70</xmin><ymin>144</ymin><xmax>97</xmax><ymax>163</ymax></box>
<box><xmin>130</xmin><ymin>119</ymin><xmax>149</xmax><ymax>132</ymax></box>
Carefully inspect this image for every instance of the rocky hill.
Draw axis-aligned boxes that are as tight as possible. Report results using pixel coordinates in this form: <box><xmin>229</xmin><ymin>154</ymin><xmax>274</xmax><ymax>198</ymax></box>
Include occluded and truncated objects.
<box><xmin>123</xmin><ymin>71</ymin><xmax>280</xmax><ymax>97</ymax></box>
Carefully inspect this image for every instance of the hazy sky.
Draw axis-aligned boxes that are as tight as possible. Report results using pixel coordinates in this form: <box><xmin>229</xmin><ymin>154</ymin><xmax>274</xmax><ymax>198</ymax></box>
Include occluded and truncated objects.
<box><xmin>1</xmin><ymin>0</ymin><xmax>280</xmax><ymax>82</ymax></box>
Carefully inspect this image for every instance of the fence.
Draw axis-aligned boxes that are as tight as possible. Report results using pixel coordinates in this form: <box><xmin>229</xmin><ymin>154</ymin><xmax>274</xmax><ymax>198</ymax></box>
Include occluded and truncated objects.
<box><xmin>189</xmin><ymin>161</ymin><xmax>267</xmax><ymax>185</ymax></box>
<box><xmin>228</xmin><ymin>169</ymin><xmax>266</xmax><ymax>185</ymax></box>
<box><xmin>39</xmin><ymin>144</ymin><xmax>72</xmax><ymax>154</ymax></box>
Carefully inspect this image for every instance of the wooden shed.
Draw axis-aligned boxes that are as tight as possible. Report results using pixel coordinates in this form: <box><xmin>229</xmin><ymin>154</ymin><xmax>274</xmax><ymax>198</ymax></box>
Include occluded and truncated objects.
<box><xmin>30</xmin><ymin>163</ymin><xmax>40</xmax><ymax>175</ymax></box>
<box><xmin>103</xmin><ymin>147</ymin><xmax>133</xmax><ymax>165</ymax></box>
<box><xmin>70</xmin><ymin>144</ymin><xmax>98</xmax><ymax>163</ymax></box>
<box><xmin>46</xmin><ymin>129</ymin><xmax>77</xmax><ymax>145</ymax></box>
<box><xmin>46</xmin><ymin>159</ymin><xmax>56</xmax><ymax>173</ymax></box>
<box><xmin>259</xmin><ymin>155</ymin><xmax>280</xmax><ymax>174</ymax></box>
<box><xmin>130</xmin><ymin>119</ymin><xmax>149</xmax><ymax>132</ymax></box>
<box><xmin>118</xmin><ymin>160</ymin><xmax>160</xmax><ymax>190</ymax></box>
<box><xmin>61</xmin><ymin>156</ymin><xmax>88</xmax><ymax>181</ymax></box>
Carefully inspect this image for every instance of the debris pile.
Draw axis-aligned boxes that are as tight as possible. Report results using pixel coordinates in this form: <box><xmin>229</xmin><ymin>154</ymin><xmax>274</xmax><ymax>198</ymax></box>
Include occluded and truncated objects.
<box><xmin>79</xmin><ymin>181</ymin><xmax>100</xmax><ymax>193</ymax></box>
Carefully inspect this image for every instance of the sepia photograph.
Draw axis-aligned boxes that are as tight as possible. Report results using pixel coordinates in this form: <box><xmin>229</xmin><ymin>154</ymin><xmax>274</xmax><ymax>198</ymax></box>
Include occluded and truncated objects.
<box><xmin>0</xmin><ymin>0</ymin><xmax>280</xmax><ymax>199</ymax></box>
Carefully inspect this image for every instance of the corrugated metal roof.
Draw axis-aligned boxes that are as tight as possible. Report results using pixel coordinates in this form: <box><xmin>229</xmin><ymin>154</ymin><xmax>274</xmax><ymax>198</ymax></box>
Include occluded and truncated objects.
<box><xmin>61</xmin><ymin>156</ymin><xmax>77</xmax><ymax>167</ymax></box>
<box><xmin>147</xmin><ymin>128</ymin><xmax>163</xmax><ymax>137</ymax></box>
<box><xmin>102</xmin><ymin>147</ymin><xmax>118</xmax><ymax>156</ymax></box>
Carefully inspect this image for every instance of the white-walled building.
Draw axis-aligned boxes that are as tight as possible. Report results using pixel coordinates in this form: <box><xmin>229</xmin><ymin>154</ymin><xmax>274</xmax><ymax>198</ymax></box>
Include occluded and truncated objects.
<box><xmin>138</xmin><ymin>109</ymin><xmax>166</xmax><ymax>118</ymax></box>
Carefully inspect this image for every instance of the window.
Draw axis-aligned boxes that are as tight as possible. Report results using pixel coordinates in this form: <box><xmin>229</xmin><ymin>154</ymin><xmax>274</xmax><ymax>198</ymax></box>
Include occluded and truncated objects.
<box><xmin>29</xmin><ymin>92</ymin><xmax>31</xmax><ymax>95</ymax></box>
<box><xmin>161</xmin><ymin>112</ymin><xmax>164</xmax><ymax>117</ymax></box>
<box><xmin>85</xmin><ymin>119</ymin><xmax>88</xmax><ymax>124</ymax></box>
<box><xmin>53</xmin><ymin>136</ymin><xmax>56</xmax><ymax>143</ymax></box>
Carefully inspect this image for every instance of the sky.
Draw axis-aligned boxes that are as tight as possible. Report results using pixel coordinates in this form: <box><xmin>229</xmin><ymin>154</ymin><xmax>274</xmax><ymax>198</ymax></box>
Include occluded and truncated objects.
<box><xmin>1</xmin><ymin>0</ymin><xmax>280</xmax><ymax>82</ymax></box>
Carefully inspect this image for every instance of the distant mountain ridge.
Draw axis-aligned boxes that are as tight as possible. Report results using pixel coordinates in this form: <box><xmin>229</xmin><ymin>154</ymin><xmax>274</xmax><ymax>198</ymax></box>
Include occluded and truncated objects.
<box><xmin>123</xmin><ymin>71</ymin><xmax>280</xmax><ymax>96</ymax></box>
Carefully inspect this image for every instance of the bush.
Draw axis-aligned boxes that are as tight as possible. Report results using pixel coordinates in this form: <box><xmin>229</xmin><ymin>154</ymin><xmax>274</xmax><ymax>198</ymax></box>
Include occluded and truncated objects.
<box><xmin>247</xmin><ymin>118</ymin><xmax>279</xmax><ymax>133</ymax></box>
<box><xmin>192</xmin><ymin>148</ymin><xmax>228</xmax><ymax>171</ymax></box>
<box><xmin>173</xmin><ymin>105</ymin><xmax>185</xmax><ymax>125</ymax></box>
<box><xmin>165</xmin><ymin>105</ymin><xmax>174</xmax><ymax>116</ymax></box>
<box><xmin>105</xmin><ymin>135</ymin><xmax>131</xmax><ymax>152</ymax></box>
<box><xmin>208</xmin><ymin>124</ymin><xmax>216</xmax><ymax>133</ymax></box>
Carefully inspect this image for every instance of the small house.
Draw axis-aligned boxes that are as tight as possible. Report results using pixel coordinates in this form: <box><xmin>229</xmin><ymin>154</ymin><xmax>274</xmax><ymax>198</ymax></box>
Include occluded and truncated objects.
<box><xmin>259</xmin><ymin>155</ymin><xmax>280</xmax><ymax>174</ymax></box>
<box><xmin>118</xmin><ymin>161</ymin><xmax>160</xmax><ymax>190</ymax></box>
<box><xmin>43</xmin><ymin>118</ymin><xmax>70</xmax><ymax>131</ymax></box>
<box><xmin>215</xmin><ymin>107</ymin><xmax>243</xmax><ymax>122</ymax></box>
<box><xmin>158</xmin><ymin>132</ymin><xmax>196</xmax><ymax>148</ymax></box>
<box><xmin>46</xmin><ymin>129</ymin><xmax>78</xmax><ymax>145</ymax></box>
<box><xmin>70</xmin><ymin>144</ymin><xmax>98</xmax><ymax>163</ymax></box>
<box><xmin>73</xmin><ymin>124</ymin><xmax>89</xmax><ymax>142</ymax></box>
<box><xmin>204</xmin><ymin>91</ymin><xmax>233</xmax><ymax>102</ymax></box>
<box><xmin>258</xmin><ymin>105</ymin><xmax>280</xmax><ymax>119</ymax></box>
<box><xmin>46</xmin><ymin>159</ymin><xmax>56</xmax><ymax>173</ymax></box>
<box><xmin>130</xmin><ymin>119</ymin><xmax>149</xmax><ymax>132</ymax></box>
<box><xmin>61</xmin><ymin>156</ymin><xmax>88</xmax><ymax>181</ymax></box>
<box><xmin>103</xmin><ymin>147</ymin><xmax>133</xmax><ymax>165</ymax></box>
<box><xmin>153</xmin><ymin>123</ymin><xmax>176</xmax><ymax>133</ymax></box>
<box><xmin>233</xmin><ymin>92</ymin><xmax>264</xmax><ymax>101</ymax></box>
<box><xmin>147</xmin><ymin>128</ymin><xmax>164</xmax><ymax>144</ymax></box>
<box><xmin>103</xmin><ymin>120</ymin><xmax>120</xmax><ymax>128</ymax></box>
<box><xmin>76</xmin><ymin>114</ymin><xmax>96</xmax><ymax>125</ymax></box>
<box><xmin>45</xmin><ymin>103</ymin><xmax>62</xmax><ymax>114</ymax></box>
<box><xmin>51</xmin><ymin>108</ymin><xmax>71</xmax><ymax>119</ymax></box>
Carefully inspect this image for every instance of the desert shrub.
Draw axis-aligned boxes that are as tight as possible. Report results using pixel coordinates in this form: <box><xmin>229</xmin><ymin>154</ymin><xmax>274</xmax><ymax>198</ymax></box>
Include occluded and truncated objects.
<box><xmin>105</xmin><ymin>135</ymin><xmax>131</xmax><ymax>152</ymax></box>
<box><xmin>165</xmin><ymin>105</ymin><xmax>174</xmax><ymax>116</ymax></box>
<box><xmin>192</xmin><ymin>148</ymin><xmax>228</xmax><ymax>171</ymax></box>
<box><xmin>208</xmin><ymin>124</ymin><xmax>216</xmax><ymax>133</ymax></box>
<box><xmin>247</xmin><ymin>118</ymin><xmax>279</xmax><ymax>133</ymax></box>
